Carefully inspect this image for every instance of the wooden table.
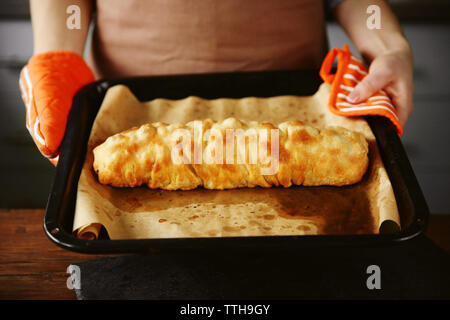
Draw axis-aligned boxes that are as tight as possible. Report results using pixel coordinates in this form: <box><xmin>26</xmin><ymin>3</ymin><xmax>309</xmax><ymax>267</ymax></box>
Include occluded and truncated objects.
<box><xmin>0</xmin><ymin>209</ymin><xmax>449</xmax><ymax>300</ymax></box>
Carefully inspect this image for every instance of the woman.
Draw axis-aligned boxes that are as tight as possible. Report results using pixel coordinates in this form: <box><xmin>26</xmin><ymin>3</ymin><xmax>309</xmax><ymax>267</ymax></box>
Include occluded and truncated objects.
<box><xmin>21</xmin><ymin>0</ymin><xmax>413</xmax><ymax>162</ymax></box>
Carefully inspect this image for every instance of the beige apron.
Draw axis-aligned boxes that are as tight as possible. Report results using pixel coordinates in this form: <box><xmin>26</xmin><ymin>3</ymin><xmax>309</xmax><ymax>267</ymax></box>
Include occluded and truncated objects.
<box><xmin>89</xmin><ymin>0</ymin><xmax>327</xmax><ymax>78</ymax></box>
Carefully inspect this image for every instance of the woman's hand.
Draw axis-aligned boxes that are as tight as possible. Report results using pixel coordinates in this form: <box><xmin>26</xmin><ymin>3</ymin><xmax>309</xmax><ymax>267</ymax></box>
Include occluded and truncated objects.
<box><xmin>348</xmin><ymin>48</ymin><xmax>414</xmax><ymax>126</ymax></box>
<box><xmin>334</xmin><ymin>0</ymin><xmax>414</xmax><ymax>126</ymax></box>
<box><xmin>19</xmin><ymin>51</ymin><xmax>94</xmax><ymax>165</ymax></box>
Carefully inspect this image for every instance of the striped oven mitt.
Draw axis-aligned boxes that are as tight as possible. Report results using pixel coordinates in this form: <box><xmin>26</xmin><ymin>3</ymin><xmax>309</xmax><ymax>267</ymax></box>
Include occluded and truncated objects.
<box><xmin>19</xmin><ymin>51</ymin><xmax>95</xmax><ymax>166</ymax></box>
<box><xmin>319</xmin><ymin>45</ymin><xmax>403</xmax><ymax>136</ymax></box>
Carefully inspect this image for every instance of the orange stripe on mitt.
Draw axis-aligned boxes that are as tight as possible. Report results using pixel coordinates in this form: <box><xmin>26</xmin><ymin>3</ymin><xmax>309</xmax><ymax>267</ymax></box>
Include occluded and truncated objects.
<box><xmin>319</xmin><ymin>45</ymin><xmax>403</xmax><ymax>136</ymax></box>
<box><xmin>19</xmin><ymin>51</ymin><xmax>95</xmax><ymax>166</ymax></box>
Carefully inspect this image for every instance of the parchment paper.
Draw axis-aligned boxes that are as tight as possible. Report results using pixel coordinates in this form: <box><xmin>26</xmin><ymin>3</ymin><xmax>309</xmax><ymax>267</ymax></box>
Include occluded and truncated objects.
<box><xmin>73</xmin><ymin>83</ymin><xmax>400</xmax><ymax>240</ymax></box>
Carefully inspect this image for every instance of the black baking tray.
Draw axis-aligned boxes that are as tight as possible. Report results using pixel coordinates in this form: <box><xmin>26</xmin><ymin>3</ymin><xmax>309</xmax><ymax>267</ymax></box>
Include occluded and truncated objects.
<box><xmin>44</xmin><ymin>70</ymin><xmax>430</xmax><ymax>254</ymax></box>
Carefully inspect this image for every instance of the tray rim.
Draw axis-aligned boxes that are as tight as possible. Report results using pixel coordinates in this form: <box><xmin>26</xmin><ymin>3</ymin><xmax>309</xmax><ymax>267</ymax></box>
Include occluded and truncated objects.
<box><xmin>43</xmin><ymin>70</ymin><xmax>430</xmax><ymax>254</ymax></box>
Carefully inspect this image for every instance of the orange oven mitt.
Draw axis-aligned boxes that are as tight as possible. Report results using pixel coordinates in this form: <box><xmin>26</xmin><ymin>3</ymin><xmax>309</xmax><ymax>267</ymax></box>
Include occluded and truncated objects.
<box><xmin>19</xmin><ymin>51</ymin><xmax>95</xmax><ymax>166</ymax></box>
<box><xmin>319</xmin><ymin>45</ymin><xmax>403</xmax><ymax>136</ymax></box>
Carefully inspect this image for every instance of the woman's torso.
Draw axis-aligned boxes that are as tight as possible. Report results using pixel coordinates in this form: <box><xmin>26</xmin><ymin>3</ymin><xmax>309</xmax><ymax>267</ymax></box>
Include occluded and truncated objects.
<box><xmin>89</xmin><ymin>0</ymin><xmax>327</xmax><ymax>78</ymax></box>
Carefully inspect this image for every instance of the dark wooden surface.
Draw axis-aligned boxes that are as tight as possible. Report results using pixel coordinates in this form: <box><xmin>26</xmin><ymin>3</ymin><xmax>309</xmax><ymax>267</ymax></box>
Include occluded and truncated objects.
<box><xmin>0</xmin><ymin>209</ymin><xmax>449</xmax><ymax>300</ymax></box>
<box><xmin>0</xmin><ymin>209</ymin><xmax>115</xmax><ymax>299</ymax></box>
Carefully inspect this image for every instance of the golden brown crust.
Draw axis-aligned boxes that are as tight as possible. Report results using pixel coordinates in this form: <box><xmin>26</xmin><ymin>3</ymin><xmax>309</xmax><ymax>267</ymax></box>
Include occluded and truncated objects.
<box><xmin>93</xmin><ymin>118</ymin><xmax>369</xmax><ymax>190</ymax></box>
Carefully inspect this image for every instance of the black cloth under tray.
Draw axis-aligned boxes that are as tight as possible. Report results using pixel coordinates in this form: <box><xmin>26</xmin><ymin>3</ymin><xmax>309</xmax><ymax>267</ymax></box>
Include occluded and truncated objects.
<box><xmin>73</xmin><ymin>235</ymin><xmax>450</xmax><ymax>300</ymax></box>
